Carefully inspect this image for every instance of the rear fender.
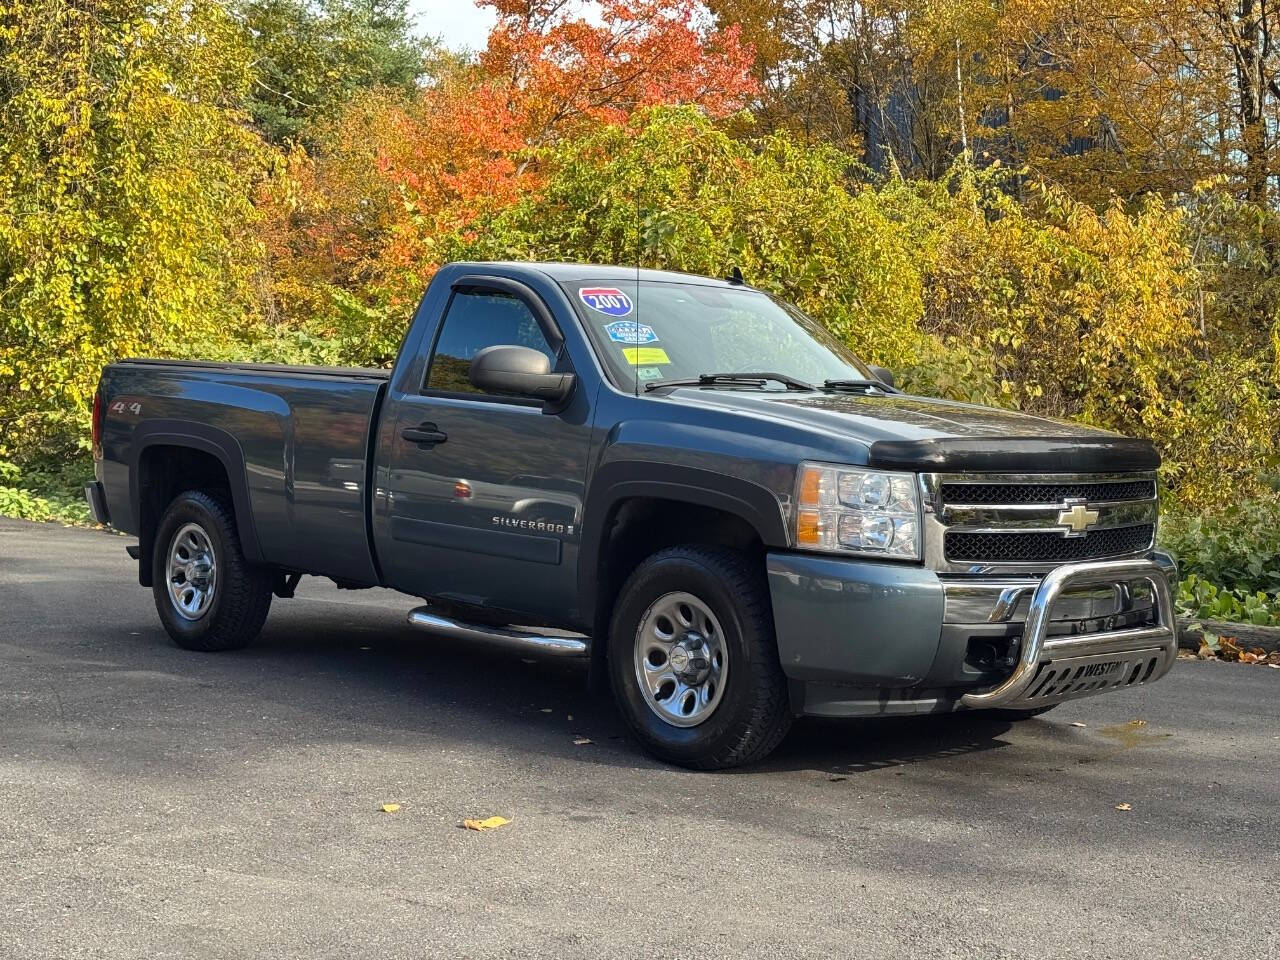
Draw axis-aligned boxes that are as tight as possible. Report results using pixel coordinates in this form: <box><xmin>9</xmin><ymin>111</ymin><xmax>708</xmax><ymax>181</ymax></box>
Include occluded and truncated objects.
<box><xmin>130</xmin><ymin>421</ymin><xmax>262</xmax><ymax>584</ymax></box>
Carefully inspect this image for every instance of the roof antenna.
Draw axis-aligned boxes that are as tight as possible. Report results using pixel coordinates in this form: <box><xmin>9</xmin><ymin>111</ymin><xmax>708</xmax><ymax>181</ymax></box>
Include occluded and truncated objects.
<box><xmin>634</xmin><ymin>202</ymin><xmax>642</xmax><ymax>397</ymax></box>
<box><xmin>726</xmin><ymin>266</ymin><xmax>744</xmax><ymax>285</ymax></box>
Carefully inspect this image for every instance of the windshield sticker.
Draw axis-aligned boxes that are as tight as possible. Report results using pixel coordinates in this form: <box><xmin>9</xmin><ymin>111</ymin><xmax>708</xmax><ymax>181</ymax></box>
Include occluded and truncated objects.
<box><xmin>603</xmin><ymin>319</ymin><xmax>658</xmax><ymax>345</ymax></box>
<box><xmin>622</xmin><ymin>346</ymin><xmax>670</xmax><ymax>366</ymax></box>
<box><xmin>579</xmin><ymin>287</ymin><xmax>633</xmax><ymax>317</ymax></box>
<box><xmin>636</xmin><ymin>366</ymin><xmax>664</xmax><ymax>381</ymax></box>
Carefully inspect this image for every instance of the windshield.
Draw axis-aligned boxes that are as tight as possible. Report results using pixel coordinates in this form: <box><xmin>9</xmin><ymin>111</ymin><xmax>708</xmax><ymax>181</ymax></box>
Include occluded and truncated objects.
<box><xmin>561</xmin><ymin>279</ymin><xmax>872</xmax><ymax>390</ymax></box>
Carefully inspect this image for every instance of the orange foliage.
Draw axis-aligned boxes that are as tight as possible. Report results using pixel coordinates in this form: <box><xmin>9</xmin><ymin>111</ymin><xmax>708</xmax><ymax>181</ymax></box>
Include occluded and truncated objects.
<box><xmin>483</xmin><ymin>0</ymin><xmax>757</xmax><ymax>140</ymax></box>
<box><xmin>259</xmin><ymin>0</ymin><xmax>758</xmax><ymax>322</ymax></box>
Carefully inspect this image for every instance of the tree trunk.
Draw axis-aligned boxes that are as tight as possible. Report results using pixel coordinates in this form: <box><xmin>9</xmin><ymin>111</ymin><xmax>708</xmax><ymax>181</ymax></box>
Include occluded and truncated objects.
<box><xmin>1227</xmin><ymin>0</ymin><xmax>1269</xmax><ymax>204</ymax></box>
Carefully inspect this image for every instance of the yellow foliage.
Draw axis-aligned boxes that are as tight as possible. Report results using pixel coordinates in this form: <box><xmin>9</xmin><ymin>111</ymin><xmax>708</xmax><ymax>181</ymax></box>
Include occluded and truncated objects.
<box><xmin>0</xmin><ymin>0</ymin><xmax>270</xmax><ymax>459</ymax></box>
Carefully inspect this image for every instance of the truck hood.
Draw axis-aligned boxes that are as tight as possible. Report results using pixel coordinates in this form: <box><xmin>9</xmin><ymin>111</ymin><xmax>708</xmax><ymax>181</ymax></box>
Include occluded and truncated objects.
<box><xmin>665</xmin><ymin>387</ymin><xmax>1160</xmax><ymax>473</ymax></box>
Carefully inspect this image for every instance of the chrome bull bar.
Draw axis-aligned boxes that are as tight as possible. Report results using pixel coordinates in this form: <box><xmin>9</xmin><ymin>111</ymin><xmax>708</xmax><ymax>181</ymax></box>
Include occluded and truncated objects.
<box><xmin>959</xmin><ymin>559</ymin><xmax>1178</xmax><ymax>710</ymax></box>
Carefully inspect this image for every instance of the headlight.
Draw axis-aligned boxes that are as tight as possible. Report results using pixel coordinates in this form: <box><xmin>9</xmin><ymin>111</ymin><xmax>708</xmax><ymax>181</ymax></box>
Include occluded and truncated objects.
<box><xmin>793</xmin><ymin>462</ymin><xmax>921</xmax><ymax>560</ymax></box>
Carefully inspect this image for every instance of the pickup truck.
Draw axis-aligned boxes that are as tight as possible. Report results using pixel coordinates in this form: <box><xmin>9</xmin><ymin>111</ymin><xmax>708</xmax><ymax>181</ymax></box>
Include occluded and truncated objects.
<box><xmin>86</xmin><ymin>261</ymin><xmax>1179</xmax><ymax>769</ymax></box>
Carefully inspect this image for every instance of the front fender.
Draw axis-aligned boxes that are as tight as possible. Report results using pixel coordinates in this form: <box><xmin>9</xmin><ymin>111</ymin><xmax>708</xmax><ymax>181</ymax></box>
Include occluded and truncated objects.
<box><xmin>577</xmin><ymin>458</ymin><xmax>790</xmax><ymax>628</ymax></box>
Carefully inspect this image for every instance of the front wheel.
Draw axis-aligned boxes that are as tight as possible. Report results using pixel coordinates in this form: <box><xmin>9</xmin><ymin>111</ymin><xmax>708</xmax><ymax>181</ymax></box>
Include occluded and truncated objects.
<box><xmin>151</xmin><ymin>490</ymin><xmax>273</xmax><ymax>651</ymax></box>
<box><xmin>608</xmin><ymin>546</ymin><xmax>792</xmax><ymax>770</ymax></box>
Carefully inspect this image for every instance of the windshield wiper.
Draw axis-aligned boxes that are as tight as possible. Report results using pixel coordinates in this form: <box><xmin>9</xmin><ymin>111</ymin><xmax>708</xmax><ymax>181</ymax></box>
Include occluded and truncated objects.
<box><xmin>823</xmin><ymin>378</ymin><xmax>897</xmax><ymax>394</ymax></box>
<box><xmin>644</xmin><ymin>372</ymin><xmax>815</xmax><ymax>392</ymax></box>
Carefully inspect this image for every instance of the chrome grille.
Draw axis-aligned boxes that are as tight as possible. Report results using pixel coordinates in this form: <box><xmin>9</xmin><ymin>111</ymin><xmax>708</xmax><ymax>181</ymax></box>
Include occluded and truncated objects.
<box><xmin>945</xmin><ymin>523</ymin><xmax>1155</xmax><ymax>563</ymax></box>
<box><xmin>923</xmin><ymin>471</ymin><xmax>1159</xmax><ymax>569</ymax></box>
<box><xmin>940</xmin><ymin>479</ymin><xmax>1155</xmax><ymax>505</ymax></box>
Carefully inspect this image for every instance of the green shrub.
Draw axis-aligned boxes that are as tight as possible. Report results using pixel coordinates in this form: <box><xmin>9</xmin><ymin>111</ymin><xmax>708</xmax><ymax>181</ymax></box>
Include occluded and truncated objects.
<box><xmin>1161</xmin><ymin>494</ymin><xmax>1280</xmax><ymax>594</ymax></box>
<box><xmin>0</xmin><ymin>459</ymin><xmax>52</xmax><ymax>520</ymax></box>
<box><xmin>0</xmin><ymin>458</ymin><xmax>91</xmax><ymax>524</ymax></box>
<box><xmin>1177</xmin><ymin>573</ymin><xmax>1280</xmax><ymax>626</ymax></box>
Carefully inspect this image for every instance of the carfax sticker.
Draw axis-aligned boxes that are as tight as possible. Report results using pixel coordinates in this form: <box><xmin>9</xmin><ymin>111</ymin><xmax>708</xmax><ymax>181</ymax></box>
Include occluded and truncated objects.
<box><xmin>622</xmin><ymin>347</ymin><xmax>670</xmax><ymax>366</ymax></box>
<box><xmin>603</xmin><ymin>319</ymin><xmax>658</xmax><ymax>344</ymax></box>
<box><xmin>579</xmin><ymin>286</ymin><xmax>633</xmax><ymax>317</ymax></box>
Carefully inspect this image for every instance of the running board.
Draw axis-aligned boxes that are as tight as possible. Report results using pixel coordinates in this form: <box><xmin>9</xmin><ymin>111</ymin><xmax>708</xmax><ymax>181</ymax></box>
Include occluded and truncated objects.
<box><xmin>406</xmin><ymin>606</ymin><xmax>589</xmax><ymax>658</ymax></box>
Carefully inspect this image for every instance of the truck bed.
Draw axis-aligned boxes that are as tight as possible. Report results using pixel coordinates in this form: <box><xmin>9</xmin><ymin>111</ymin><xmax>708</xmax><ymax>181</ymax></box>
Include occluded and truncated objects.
<box><xmin>98</xmin><ymin>358</ymin><xmax>390</xmax><ymax>586</ymax></box>
<box><xmin>117</xmin><ymin>358</ymin><xmax>392</xmax><ymax>381</ymax></box>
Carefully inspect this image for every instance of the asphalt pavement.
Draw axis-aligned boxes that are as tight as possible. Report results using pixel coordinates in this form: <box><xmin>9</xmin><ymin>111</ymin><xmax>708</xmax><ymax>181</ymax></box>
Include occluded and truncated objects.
<box><xmin>1</xmin><ymin>517</ymin><xmax>1277</xmax><ymax>959</ymax></box>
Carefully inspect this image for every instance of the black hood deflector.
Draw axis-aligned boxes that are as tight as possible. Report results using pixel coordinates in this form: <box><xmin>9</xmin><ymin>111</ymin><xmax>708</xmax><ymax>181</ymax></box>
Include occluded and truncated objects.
<box><xmin>867</xmin><ymin>436</ymin><xmax>1160</xmax><ymax>473</ymax></box>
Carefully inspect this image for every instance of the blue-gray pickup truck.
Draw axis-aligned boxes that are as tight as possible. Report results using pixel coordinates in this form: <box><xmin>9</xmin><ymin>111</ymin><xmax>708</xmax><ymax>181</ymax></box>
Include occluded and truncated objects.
<box><xmin>86</xmin><ymin>261</ymin><xmax>1179</xmax><ymax>768</ymax></box>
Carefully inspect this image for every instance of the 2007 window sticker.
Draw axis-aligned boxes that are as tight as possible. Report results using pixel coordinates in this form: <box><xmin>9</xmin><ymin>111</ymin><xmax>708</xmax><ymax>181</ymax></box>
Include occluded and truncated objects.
<box><xmin>579</xmin><ymin>286</ymin><xmax>634</xmax><ymax>317</ymax></box>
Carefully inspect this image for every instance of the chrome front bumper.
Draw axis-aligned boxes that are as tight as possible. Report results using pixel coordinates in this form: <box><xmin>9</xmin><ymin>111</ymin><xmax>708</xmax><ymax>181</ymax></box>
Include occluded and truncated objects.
<box><xmin>957</xmin><ymin>558</ymin><xmax>1178</xmax><ymax>711</ymax></box>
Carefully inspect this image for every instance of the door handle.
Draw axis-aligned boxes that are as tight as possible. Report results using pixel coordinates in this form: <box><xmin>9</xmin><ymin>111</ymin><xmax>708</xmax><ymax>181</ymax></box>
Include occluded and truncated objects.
<box><xmin>402</xmin><ymin>423</ymin><xmax>448</xmax><ymax>446</ymax></box>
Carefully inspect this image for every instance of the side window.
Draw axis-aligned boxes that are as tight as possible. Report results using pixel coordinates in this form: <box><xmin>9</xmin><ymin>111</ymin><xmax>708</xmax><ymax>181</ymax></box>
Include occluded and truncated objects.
<box><xmin>425</xmin><ymin>290</ymin><xmax>557</xmax><ymax>395</ymax></box>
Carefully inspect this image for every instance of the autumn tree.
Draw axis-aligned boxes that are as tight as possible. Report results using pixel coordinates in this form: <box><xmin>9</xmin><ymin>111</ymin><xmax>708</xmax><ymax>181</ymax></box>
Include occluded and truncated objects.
<box><xmin>482</xmin><ymin>0</ymin><xmax>756</xmax><ymax>140</ymax></box>
<box><xmin>709</xmin><ymin>0</ymin><xmax>1280</xmax><ymax>206</ymax></box>
<box><xmin>705</xmin><ymin>0</ymin><xmax>982</xmax><ymax>172</ymax></box>
<box><xmin>235</xmin><ymin>0</ymin><xmax>428</xmax><ymax>145</ymax></box>
<box><xmin>452</xmin><ymin>107</ymin><xmax>929</xmax><ymax>364</ymax></box>
<box><xmin>258</xmin><ymin>0</ymin><xmax>759</xmax><ymax>359</ymax></box>
<box><xmin>0</xmin><ymin>0</ymin><xmax>270</xmax><ymax>460</ymax></box>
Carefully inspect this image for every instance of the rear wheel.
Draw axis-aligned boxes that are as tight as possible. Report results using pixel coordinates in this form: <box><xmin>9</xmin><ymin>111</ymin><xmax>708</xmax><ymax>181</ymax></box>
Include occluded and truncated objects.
<box><xmin>608</xmin><ymin>546</ymin><xmax>792</xmax><ymax>770</ymax></box>
<box><xmin>151</xmin><ymin>490</ymin><xmax>272</xmax><ymax>652</ymax></box>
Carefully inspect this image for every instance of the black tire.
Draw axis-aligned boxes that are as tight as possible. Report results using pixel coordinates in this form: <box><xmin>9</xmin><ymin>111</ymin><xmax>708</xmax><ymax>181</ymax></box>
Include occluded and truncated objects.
<box><xmin>608</xmin><ymin>545</ymin><xmax>792</xmax><ymax>770</ymax></box>
<box><xmin>151</xmin><ymin>490</ymin><xmax>273</xmax><ymax>652</ymax></box>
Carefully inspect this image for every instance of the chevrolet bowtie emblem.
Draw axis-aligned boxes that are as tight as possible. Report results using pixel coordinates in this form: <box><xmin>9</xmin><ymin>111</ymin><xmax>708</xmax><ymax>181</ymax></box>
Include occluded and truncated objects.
<box><xmin>1057</xmin><ymin>503</ymin><xmax>1100</xmax><ymax>536</ymax></box>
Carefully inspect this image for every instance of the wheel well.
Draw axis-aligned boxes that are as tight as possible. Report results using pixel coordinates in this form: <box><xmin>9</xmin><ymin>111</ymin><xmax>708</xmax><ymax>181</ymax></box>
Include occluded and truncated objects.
<box><xmin>136</xmin><ymin>445</ymin><xmax>232</xmax><ymax>587</ymax></box>
<box><xmin>591</xmin><ymin>498</ymin><xmax>765</xmax><ymax>660</ymax></box>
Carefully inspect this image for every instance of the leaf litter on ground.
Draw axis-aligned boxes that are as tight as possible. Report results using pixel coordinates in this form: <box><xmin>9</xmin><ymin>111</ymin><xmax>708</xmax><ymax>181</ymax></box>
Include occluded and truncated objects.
<box><xmin>462</xmin><ymin>816</ymin><xmax>511</xmax><ymax>831</ymax></box>
<box><xmin>1196</xmin><ymin>633</ymin><xmax>1279</xmax><ymax>664</ymax></box>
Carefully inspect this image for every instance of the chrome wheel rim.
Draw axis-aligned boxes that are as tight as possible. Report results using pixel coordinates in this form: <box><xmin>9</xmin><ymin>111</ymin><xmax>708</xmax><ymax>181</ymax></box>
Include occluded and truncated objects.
<box><xmin>166</xmin><ymin>522</ymin><xmax>217</xmax><ymax>621</ymax></box>
<box><xmin>633</xmin><ymin>591</ymin><xmax>728</xmax><ymax>728</ymax></box>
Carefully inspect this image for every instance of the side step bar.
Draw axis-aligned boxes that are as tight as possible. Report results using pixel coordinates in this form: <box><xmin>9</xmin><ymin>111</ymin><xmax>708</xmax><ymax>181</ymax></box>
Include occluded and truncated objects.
<box><xmin>406</xmin><ymin>606</ymin><xmax>589</xmax><ymax>658</ymax></box>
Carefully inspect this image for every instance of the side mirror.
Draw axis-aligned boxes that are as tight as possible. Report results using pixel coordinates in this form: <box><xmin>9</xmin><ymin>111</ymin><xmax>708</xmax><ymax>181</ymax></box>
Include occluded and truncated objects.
<box><xmin>868</xmin><ymin>364</ymin><xmax>895</xmax><ymax>388</ymax></box>
<box><xmin>469</xmin><ymin>345</ymin><xmax>575</xmax><ymax>403</ymax></box>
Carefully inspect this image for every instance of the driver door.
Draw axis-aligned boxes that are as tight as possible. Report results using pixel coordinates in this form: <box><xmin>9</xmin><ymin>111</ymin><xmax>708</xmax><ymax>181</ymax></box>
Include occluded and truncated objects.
<box><xmin>379</xmin><ymin>281</ymin><xmax>591</xmax><ymax>621</ymax></box>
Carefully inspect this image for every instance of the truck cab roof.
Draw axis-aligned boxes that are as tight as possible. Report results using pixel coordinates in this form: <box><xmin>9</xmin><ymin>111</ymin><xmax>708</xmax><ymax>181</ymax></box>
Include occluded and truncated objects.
<box><xmin>447</xmin><ymin>260</ymin><xmax>752</xmax><ymax>290</ymax></box>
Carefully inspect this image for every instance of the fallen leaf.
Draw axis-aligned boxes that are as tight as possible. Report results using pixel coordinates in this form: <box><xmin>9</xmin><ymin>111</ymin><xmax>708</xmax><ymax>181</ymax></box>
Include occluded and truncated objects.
<box><xmin>380</xmin><ymin>803</ymin><xmax>400</xmax><ymax>814</ymax></box>
<box><xmin>1069</xmin><ymin>721</ymin><xmax>1087</xmax><ymax>728</ymax></box>
<box><xmin>572</xmin><ymin>737</ymin><xmax>592</xmax><ymax>746</ymax></box>
<box><xmin>1115</xmin><ymin>803</ymin><xmax>1132</xmax><ymax>811</ymax></box>
<box><xmin>1219</xmin><ymin>636</ymin><xmax>1246</xmax><ymax>662</ymax></box>
<box><xmin>1129</xmin><ymin>719</ymin><xmax>1147</xmax><ymax>727</ymax></box>
<box><xmin>462</xmin><ymin>816</ymin><xmax>510</xmax><ymax>831</ymax></box>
